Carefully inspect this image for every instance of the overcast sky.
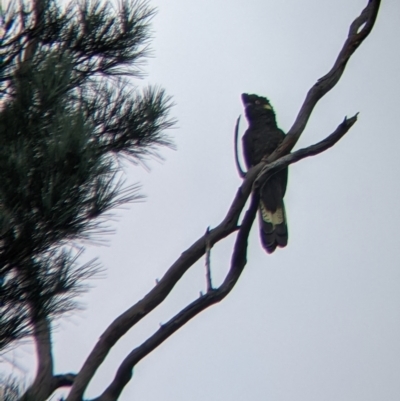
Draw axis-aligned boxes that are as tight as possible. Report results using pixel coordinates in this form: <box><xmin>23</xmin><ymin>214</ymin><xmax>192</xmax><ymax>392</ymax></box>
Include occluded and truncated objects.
<box><xmin>2</xmin><ymin>1</ymin><xmax>400</xmax><ymax>400</ymax></box>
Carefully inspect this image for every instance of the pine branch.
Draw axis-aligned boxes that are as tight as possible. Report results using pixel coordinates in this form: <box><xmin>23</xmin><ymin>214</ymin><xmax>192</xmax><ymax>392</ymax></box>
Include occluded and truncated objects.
<box><xmin>0</xmin><ymin>0</ymin><xmax>174</xmax><ymax>354</ymax></box>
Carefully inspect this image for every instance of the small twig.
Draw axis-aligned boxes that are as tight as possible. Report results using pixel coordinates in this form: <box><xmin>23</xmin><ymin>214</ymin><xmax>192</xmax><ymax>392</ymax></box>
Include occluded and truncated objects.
<box><xmin>205</xmin><ymin>227</ymin><xmax>213</xmax><ymax>291</ymax></box>
<box><xmin>234</xmin><ymin>115</ymin><xmax>246</xmax><ymax>178</ymax></box>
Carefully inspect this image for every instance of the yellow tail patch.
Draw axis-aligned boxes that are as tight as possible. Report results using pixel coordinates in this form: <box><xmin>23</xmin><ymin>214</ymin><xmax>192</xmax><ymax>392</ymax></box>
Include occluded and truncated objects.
<box><xmin>260</xmin><ymin>202</ymin><xmax>284</xmax><ymax>226</ymax></box>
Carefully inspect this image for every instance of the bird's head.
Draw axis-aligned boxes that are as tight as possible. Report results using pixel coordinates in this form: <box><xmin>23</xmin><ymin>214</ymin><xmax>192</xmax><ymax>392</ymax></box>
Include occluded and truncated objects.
<box><xmin>241</xmin><ymin>93</ymin><xmax>276</xmax><ymax>125</ymax></box>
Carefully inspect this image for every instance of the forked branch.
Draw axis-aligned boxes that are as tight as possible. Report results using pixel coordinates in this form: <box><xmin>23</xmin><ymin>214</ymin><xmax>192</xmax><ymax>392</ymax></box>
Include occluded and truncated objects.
<box><xmin>66</xmin><ymin>2</ymin><xmax>380</xmax><ymax>401</ymax></box>
<box><xmin>256</xmin><ymin>114</ymin><xmax>358</xmax><ymax>189</ymax></box>
<box><xmin>234</xmin><ymin>0</ymin><xmax>379</xmax><ymax>176</ymax></box>
<box><xmin>91</xmin><ymin>115</ymin><xmax>356</xmax><ymax>401</ymax></box>
<box><xmin>93</xmin><ymin>194</ymin><xmax>260</xmax><ymax>401</ymax></box>
<box><xmin>66</xmin><ymin>142</ymin><xmax>258</xmax><ymax>401</ymax></box>
<box><xmin>267</xmin><ymin>0</ymin><xmax>380</xmax><ymax>161</ymax></box>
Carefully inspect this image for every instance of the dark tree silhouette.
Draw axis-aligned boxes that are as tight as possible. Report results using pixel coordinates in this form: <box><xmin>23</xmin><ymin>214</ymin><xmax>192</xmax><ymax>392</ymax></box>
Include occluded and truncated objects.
<box><xmin>0</xmin><ymin>0</ymin><xmax>381</xmax><ymax>400</ymax></box>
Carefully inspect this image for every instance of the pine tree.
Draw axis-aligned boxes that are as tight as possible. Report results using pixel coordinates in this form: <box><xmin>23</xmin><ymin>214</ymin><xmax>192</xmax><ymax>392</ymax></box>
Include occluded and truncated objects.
<box><xmin>0</xmin><ymin>0</ymin><xmax>382</xmax><ymax>399</ymax></box>
<box><xmin>0</xmin><ymin>0</ymin><xmax>174</xmax><ymax>352</ymax></box>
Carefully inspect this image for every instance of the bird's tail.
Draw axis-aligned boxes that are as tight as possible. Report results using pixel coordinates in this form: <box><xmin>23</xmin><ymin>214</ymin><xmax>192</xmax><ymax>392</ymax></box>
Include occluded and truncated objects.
<box><xmin>259</xmin><ymin>200</ymin><xmax>288</xmax><ymax>254</ymax></box>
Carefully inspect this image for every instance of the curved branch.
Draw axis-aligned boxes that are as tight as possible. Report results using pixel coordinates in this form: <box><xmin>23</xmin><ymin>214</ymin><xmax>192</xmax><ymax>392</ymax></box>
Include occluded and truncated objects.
<box><xmin>91</xmin><ymin>113</ymin><xmax>357</xmax><ymax>401</ymax></box>
<box><xmin>257</xmin><ymin>114</ymin><xmax>358</xmax><ymax>188</ymax></box>
<box><xmin>234</xmin><ymin>115</ymin><xmax>246</xmax><ymax>178</ymax></box>
<box><xmin>93</xmin><ymin>194</ymin><xmax>260</xmax><ymax>401</ymax></box>
<box><xmin>66</xmin><ymin>1</ymin><xmax>379</xmax><ymax>399</ymax></box>
<box><xmin>66</xmin><ymin>161</ymin><xmax>261</xmax><ymax>401</ymax></box>
<box><xmin>268</xmin><ymin>0</ymin><xmax>380</xmax><ymax>162</ymax></box>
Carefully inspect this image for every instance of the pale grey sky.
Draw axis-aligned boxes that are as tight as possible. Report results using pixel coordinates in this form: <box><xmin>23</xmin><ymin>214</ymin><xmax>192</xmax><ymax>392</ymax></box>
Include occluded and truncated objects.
<box><xmin>3</xmin><ymin>1</ymin><xmax>400</xmax><ymax>400</ymax></box>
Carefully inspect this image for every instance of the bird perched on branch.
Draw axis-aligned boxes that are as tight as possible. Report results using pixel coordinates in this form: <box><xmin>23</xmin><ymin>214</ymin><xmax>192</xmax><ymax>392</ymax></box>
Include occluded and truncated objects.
<box><xmin>241</xmin><ymin>93</ymin><xmax>288</xmax><ymax>253</ymax></box>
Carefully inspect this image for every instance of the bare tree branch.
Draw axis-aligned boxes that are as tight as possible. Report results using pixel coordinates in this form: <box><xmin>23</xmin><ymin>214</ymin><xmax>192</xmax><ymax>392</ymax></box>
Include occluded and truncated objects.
<box><xmin>66</xmin><ymin>1</ymin><xmax>380</xmax><ymax>400</ymax></box>
<box><xmin>205</xmin><ymin>227</ymin><xmax>213</xmax><ymax>291</ymax></box>
<box><xmin>87</xmin><ymin>112</ymin><xmax>355</xmax><ymax>401</ymax></box>
<box><xmin>234</xmin><ymin>0</ymin><xmax>379</xmax><ymax>175</ymax></box>
<box><xmin>267</xmin><ymin>0</ymin><xmax>380</xmax><ymax>162</ymax></box>
<box><xmin>52</xmin><ymin>373</ymin><xmax>77</xmax><ymax>390</ymax></box>
<box><xmin>93</xmin><ymin>114</ymin><xmax>356</xmax><ymax>401</ymax></box>
<box><xmin>93</xmin><ymin>194</ymin><xmax>260</xmax><ymax>401</ymax></box>
<box><xmin>66</xmin><ymin>157</ymin><xmax>257</xmax><ymax>401</ymax></box>
<box><xmin>256</xmin><ymin>114</ymin><xmax>359</xmax><ymax>189</ymax></box>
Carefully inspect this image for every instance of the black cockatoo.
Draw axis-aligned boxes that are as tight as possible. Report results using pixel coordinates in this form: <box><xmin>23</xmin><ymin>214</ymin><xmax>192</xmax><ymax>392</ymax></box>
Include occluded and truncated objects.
<box><xmin>241</xmin><ymin>93</ymin><xmax>288</xmax><ymax>253</ymax></box>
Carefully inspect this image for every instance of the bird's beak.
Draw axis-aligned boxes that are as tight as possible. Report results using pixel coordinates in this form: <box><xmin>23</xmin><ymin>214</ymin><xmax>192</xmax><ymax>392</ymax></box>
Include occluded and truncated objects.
<box><xmin>263</xmin><ymin>104</ymin><xmax>272</xmax><ymax>110</ymax></box>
